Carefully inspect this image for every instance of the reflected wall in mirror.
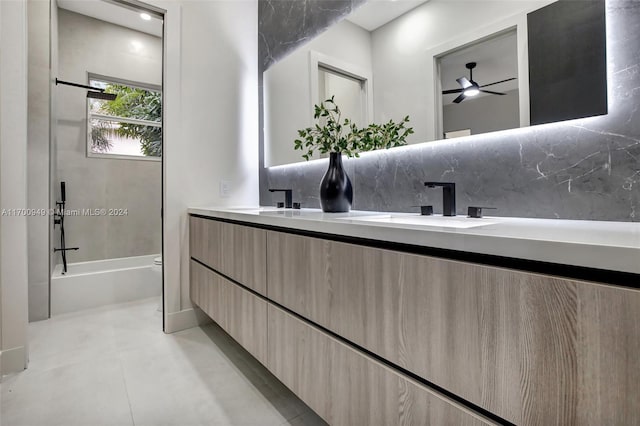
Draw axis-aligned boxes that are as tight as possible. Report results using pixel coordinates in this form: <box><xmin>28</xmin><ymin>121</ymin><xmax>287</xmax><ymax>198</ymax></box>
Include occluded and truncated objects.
<box><xmin>439</xmin><ymin>30</ymin><xmax>519</xmax><ymax>139</ymax></box>
<box><xmin>264</xmin><ymin>0</ymin><xmax>607</xmax><ymax>167</ymax></box>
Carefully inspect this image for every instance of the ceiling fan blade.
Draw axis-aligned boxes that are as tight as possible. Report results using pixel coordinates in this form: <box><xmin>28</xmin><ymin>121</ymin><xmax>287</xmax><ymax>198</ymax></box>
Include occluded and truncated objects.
<box><xmin>453</xmin><ymin>93</ymin><xmax>466</xmax><ymax>103</ymax></box>
<box><xmin>456</xmin><ymin>77</ymin><xmax>472</xmax><ymax>89</ymax></box>
<box><xmin>480</xmin><ymin>77</ymin><xmax>516</xmax><ymax>88</ymax></box>
<box><xmin>481</xmin><ymin>89</ymin><xmax>506</xmax><ymax>96</ymax></box>
<box><xmin>442</xmin><ymin>88</ymin><xmax>464</xmax><ymax>94</ymax></box>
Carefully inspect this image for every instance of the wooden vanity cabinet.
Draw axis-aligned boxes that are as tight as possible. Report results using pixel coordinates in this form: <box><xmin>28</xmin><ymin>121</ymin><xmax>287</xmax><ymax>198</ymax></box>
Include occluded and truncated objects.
<box><xmin>267</xmin><ymin>304</ymin><xmax>496</xmax><ymax>426</ymax></box>
<box><xmin>266</xmin><ymin>231</ymin><xmax>640</xmax><ymax>425</ymax></box>
<box><xmin>189</xmin><ymin>215</ymin><xmax>640</xmax><ymax>425</ymax></box>
<box><xmin>190</xmin><ymin>259</ymin><xmax>267</xmax><ymax>364</ymax></box>
<box><xmin>190</xmin><ymin>215</ymin><xmax>267</xmax><ymax>295</ymax></box>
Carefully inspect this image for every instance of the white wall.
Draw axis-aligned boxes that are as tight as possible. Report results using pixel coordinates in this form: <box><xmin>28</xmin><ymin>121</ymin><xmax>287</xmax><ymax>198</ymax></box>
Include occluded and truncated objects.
<box><xmin>371</xmin><ymin>0</ymin><xmax>552</xmax><ymax>144</ymax></box>
<box><xmin>55</xmin><ymin>9</ymin><xmax>162</xmax><ymax>264</ymax></box>
<box><xmin>27</xmin><ymin>0</ymin><xmax>52</xmax><ymax>322</ymax></box>
<box><xmin>0</xmin><ymin>0</ymin><xmax>30</xmax><ymax>376</ymax></box>
<box><xmin>147</xmin><ymin>0</ymin><xmax>259</xmax><ymax>332</ymax></box>
<box><xmin>265</xmin><ymin>19</ymin><xmax>372</xmax><ymax>166</ymax></box>
<box><xmin>49</xmin><ymin>0</ymin><xmax>58</xmax><ymax>307</ymax></box>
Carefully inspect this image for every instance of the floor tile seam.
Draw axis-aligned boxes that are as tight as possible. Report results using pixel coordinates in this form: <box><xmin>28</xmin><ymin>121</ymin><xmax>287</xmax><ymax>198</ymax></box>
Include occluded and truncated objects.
<box><xmin>116</xmin><ymin>349</ymin><xmax>138</xmax><ymax>426</ymax></box>
<box><xmin>16</xmin><ymin>350</ymin><xmax>121</xmax><ymax>379</ymax></box>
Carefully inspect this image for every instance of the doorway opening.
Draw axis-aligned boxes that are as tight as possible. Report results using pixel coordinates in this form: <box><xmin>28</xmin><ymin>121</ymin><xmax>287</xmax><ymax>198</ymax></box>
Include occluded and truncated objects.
<box><xmin>42</xmin><ymin>0</ymin><xmax>165</xmax><ymax>329</ymax></box>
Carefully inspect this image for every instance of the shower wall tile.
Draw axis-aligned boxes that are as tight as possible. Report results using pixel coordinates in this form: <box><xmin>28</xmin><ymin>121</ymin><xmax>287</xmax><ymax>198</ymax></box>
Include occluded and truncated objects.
<box><xmin>260</xmin><ymin>0</ymin><xmax>640</xmax><ymax>222</ymax></box>
<box><xmin>27</xmin><ymin>0</ymin><xmax>52</xmax><ymax>321</ymax></box>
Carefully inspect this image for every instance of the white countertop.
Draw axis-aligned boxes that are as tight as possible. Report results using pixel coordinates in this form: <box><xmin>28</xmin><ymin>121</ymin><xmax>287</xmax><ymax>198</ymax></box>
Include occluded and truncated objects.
<box><xmin>188</xmin><ymin>206</ymin><xmax>640</xmax><ymax>275</ymax></box>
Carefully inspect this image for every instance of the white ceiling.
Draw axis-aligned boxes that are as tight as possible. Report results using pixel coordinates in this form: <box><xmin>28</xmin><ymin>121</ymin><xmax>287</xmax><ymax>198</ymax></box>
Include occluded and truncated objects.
<box><xmin>440</xmin><ymin>30</ymin><xmax>519</xmax><ymax>105</ymax></box>
<box><xmin>347</xmin><ymin>1</ymin><xmax>518</xmax><ymax>105</ymax></box>
<box><xmin>57</xmin><ymin>0</ymin><xmax>163</xmax><ymax>37</ymax></box>
<box><xmin>347</xmin><ymin>0</ymin><xmax>430</xmax><ymax>31</ymax></box>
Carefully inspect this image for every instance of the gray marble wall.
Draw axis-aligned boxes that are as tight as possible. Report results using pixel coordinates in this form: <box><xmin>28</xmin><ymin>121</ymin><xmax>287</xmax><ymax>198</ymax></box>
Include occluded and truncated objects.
<box><xmin>260</xmin><ymin>0</ymin><xmax>640</xmax><ymax>221</ymax></box>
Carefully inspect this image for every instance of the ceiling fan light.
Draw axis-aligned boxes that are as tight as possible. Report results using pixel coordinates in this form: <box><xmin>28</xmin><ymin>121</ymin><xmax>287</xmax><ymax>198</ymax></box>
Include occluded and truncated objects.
<box><xmin>464</xmin><ymin>87</ymin><xmax>480</xmax><ymax>97</ymax></box>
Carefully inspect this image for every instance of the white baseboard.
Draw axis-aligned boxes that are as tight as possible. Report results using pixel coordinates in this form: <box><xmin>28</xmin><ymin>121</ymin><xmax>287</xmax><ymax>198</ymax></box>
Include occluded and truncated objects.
<box><xmin>164</xmin><ymin>306</ymin><xmax>211</xmax><ymax>334</ymax></box>
<box><xmin>0</xmin><ymin>345</ymin><xmax>27</xmax><ymax>379</ymax></box>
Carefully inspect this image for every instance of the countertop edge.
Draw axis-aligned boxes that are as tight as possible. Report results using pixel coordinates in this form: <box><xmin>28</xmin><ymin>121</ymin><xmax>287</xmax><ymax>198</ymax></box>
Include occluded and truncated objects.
<box><xmin>187</xmin><ymin>207</ymin><xmax>640</xmax><ymax>276</ymax></box>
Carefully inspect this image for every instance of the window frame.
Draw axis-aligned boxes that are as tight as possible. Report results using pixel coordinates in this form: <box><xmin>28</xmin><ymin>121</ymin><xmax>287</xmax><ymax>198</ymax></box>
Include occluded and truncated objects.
<box><xmin>309</xmin><ymin>51</ymin><xmax>373</xmax><ymax>128</ymax></box>
<box><xmin>86</xmin><ymin>73</ymin><xmax>163</xmax><ymax>161</ymax></box>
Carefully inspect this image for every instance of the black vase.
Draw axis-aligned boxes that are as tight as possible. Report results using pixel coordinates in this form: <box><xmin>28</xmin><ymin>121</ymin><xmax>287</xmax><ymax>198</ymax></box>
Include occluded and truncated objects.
<box><xmin>319</xmin><ymin>152</ymin><xmax>353</xmax><ymax>212</ymax></box>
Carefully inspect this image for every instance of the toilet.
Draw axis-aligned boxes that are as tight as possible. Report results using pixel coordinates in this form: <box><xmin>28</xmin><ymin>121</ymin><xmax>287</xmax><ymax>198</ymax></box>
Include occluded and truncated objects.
<box><xmin>152</xmin><ymin>256</ymin><xmax>162</xmax><ymax>311</ymax></box>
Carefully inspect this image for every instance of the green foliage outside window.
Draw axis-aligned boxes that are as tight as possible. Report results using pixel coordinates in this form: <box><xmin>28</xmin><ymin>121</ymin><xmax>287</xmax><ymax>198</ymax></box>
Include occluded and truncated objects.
<box><xmin>90</xmin><ymin>83</ymin><xmax>162</xmax><ymax>157</ymax></box>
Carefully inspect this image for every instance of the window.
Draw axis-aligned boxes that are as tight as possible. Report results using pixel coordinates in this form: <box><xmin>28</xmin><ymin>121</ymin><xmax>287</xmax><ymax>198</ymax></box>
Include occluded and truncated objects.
<box><xmin>87</xmin><ymin>75</ymin><xmax>162</xmax><ymax>160</ymax></box>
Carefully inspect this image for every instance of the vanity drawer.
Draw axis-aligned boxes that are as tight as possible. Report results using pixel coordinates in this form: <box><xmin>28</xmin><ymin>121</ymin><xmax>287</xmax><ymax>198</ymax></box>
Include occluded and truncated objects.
<box><xmin>190</xmin><ymin>216</ymin><xmax>267</xmax><ymax>295</ymax></box>
<box><xmin>267</xmin><ymin>230</ymin><xmax>640</xmax><ymax>425</ymax></box>
<box><xmin>190</xmin><ymin>260</ymin><xmax>267</xmax><ymax>364</ymax></box>
<box><xmin>267</xmin><ymin>304</ymin><xmax>495</xmax><ymax>426</ymax></box>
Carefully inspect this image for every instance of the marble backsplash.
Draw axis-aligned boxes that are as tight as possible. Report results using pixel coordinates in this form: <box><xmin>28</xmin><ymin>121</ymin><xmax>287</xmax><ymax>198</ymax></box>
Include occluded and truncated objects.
<box><xmin>259</xmin><ymin>0</ymin><xmax>640</xmax><ymax>221</ymax></box>
<box><xmin>258</xmin><ymin>0</ymin><xmax>366</xmax><ymax>70</ymax></box>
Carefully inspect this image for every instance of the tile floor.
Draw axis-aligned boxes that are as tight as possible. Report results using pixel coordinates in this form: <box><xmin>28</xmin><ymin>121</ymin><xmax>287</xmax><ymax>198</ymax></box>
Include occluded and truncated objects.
<box><xmin>0</xmin><ymin>298</ymin><xmax>326</xmax><ymax>426</ymax></box>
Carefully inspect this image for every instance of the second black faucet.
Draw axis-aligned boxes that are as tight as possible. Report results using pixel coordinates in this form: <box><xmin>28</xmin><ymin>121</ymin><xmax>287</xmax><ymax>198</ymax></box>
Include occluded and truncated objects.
<box><xmin>424</xmin><ymin>182</ymin><xmax>456</xmax><ymax>216</ymax></box>
<box><xmin>269</xmin><ymin>189</ymin><xmax>293</xmax><ymax>208</ymax></box>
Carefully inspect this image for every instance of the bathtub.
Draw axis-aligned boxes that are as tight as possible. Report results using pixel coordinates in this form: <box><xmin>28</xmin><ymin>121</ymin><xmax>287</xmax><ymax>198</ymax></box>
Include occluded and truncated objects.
<box><xmin>51</xmin><ymin>254</ymin><xmax>161</xmax><ymax>315</ymax></box>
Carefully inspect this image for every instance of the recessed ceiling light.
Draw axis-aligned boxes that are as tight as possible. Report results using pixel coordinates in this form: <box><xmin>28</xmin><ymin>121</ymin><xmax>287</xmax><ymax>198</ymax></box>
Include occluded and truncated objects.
<box><xmin>140</xmin><ymin>13</ymin><xmax>151</xmax><ymax>21</ymax></box>
<box><xmin>130</xmin><ymin>40</ymin><xmax>143</xmax><ymax>52</ymax></box>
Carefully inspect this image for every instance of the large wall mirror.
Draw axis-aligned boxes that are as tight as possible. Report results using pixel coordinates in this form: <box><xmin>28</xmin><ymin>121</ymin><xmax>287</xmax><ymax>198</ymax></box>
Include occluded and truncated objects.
<box><xmin>264</xmin><ymin>0</ymin><xmax>607</xmax><ymax>167</ymax></box>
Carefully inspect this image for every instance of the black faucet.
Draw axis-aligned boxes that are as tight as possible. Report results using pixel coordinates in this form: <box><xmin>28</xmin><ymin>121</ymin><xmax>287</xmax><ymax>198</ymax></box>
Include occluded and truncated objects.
<box><xmin>424</xmin><ymin>182</ymin><xmax>456</xmax><ymax>216</ymax></box>
<box><xmin>269</xmin><ymin>189</ymin><xmax>293</xmax><ymax>208</ymax></box>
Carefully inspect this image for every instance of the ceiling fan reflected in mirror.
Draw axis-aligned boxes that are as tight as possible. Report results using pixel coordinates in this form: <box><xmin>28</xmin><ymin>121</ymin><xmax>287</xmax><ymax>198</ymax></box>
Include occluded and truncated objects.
<box><xmin>442</xmin><ymin>62</ymin><xmax>516</xmax><ymax>104</ymax></box>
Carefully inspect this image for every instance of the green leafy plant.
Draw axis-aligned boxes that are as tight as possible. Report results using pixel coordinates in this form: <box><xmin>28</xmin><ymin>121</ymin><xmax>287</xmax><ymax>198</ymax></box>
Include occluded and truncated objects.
<box><xmin>90</xmin><ymin>121</ymin><xmax>114</xmax><ymax>153</ymax></box>
<box><xmin>91</xmin><ymin>84</ymin><xmax>162</xmax><ymax>157</ymax></box>
<box><xmin>294</xmin><ymin>96</ymin><xmax>414</xmax><ymax>161</ymax></box>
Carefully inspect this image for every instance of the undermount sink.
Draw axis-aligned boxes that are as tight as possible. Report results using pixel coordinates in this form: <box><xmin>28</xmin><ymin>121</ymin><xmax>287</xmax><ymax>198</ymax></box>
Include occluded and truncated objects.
<box><xmin>340</xmin><ymin>214</ymin><xmax>499</xmax><ymax>229</ymax></box>
<box><xmin>225</xmin><ymin>207</ymin><xmax>318</xmax><ymax>217</ymax></box>
<box><xmin>224</xmin><ymin>206</ymin><xmax>280</xmax><ymax>212</ymax></box>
